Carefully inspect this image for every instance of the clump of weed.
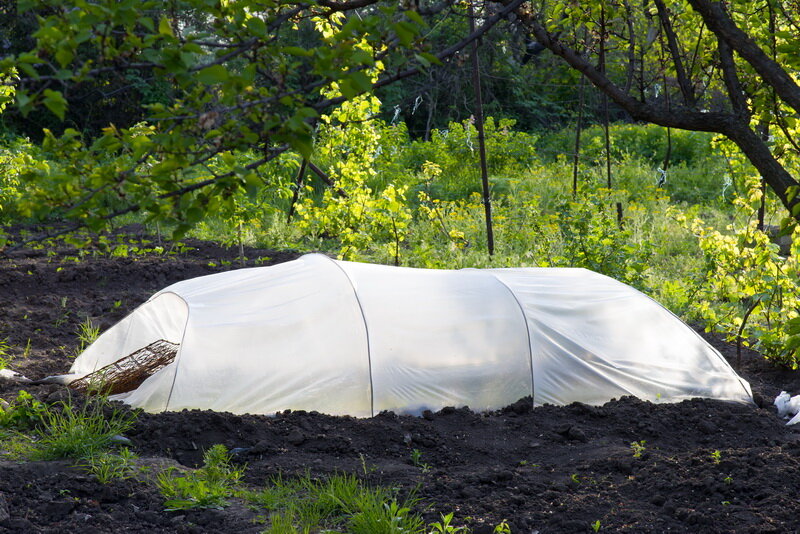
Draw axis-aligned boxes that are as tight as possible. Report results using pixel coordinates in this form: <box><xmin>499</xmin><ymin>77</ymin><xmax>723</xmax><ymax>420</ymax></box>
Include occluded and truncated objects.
<box><xmin>0</xmin><ymin>391</ymin><xmax>135</xmax><ymax>464</ymax></box>
<box><xmin>428</xmin><ymin>512</ymin><xmax>468</xmax><ymax>533</ymax></box>
<box><xmin>630</xmin><ymin>440</ymin><xmax>647</xmax><ymax>458</ymax></box>
<box><xmin>244</xmin><ymin>472</ymin><xmax>424</xmax><ymax>534</ymax></box>
<box><xmin>157</xmin><ymin>444</ymin><xmax>243</xmax><ymax>511</ymax></box>
<box><xmin>0</xmin><ymin>337</ymin><xmax>11</xmax><ymax>370</ymax></box>
<box><xmin>410</xmin><ymin>448</ymin><xmax>431</xmax><ymax>472</ymax></box>
<box><xmin>74</xmin><ymin>317</ymin><xmax>100</xmax><ymax>357</ymax></box>
<box><xmin>0</xmin><ymin>390</ymin><xmax>48</xmax><ymax>430</ymax></box>
<box><xmin>30</xmin><ymin>395</ymin><xmax>134</xmax><ymax>461</ymax></box>
<box><xmin>80</xmin><ymin>447</ymin><xmax>140</xmax><ymax>483</ymax></box>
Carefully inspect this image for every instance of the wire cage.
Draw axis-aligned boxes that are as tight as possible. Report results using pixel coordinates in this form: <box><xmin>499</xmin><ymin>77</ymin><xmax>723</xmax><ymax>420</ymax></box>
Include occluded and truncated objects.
<box><xmin>69</xmin><ymin>339</ymin><xmax>179</xmax><ymax>396</ymax></box>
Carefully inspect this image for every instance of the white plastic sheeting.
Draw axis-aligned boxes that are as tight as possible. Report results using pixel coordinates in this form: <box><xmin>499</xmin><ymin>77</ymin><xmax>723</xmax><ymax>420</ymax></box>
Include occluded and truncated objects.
<box><xmin>774</xmin><ymin>392</ymin><xmax>800</xmax><ymax>425</ymax></box>
<box><xmin>68</xmin><ymin>254</ymin><xmax>753</xmax><ymax>416</ymax></box>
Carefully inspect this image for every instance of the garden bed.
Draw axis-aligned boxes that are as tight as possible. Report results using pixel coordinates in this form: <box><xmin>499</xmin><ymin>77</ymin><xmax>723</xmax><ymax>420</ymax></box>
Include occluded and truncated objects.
<box><xmin>1</xmin><ymin>231</ymin><xmax>799</xmax><ymax>533</ymax></box>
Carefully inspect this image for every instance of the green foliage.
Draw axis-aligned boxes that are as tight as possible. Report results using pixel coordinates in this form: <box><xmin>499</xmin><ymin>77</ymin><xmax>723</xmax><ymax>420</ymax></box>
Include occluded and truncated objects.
<box><xmin>556</xmin><ymin>189</ymin><xmax>652</xmax><ymax>290</ymax></box>
<box><xmin>0</xmin><ymin>390</ymin><xmax>48</xmax><ymax>430</ymax></box>
<box><xmin>410</xmin><ymin>448</ymin><xmax>430</xmax><ymax>473</ymax></box>
<box><xmin>29</xmin><ymin>396</ymin><xmax>135</xmax><ymax>461</ymax></box>
<box><xmin>2</xmin><ymin>0</ymin><xmax>432</xmax><ymax>237</ymax></box>
<box><xmin>537</xmin><ymin>123</ymin><xmax>716</xmax><ymax>170</ymax></box>
<box><xmin>0</xmin><ymin>135</ymin><xmax>38</xmax><ymax>226</ymax></box>
<box><xmin>245</xmin><ymin>472</ymin><xmax>424</xmax><ymax>534</ymax></box>
<box><xmin>630</xmin><ymin>440</ymin><xmax>646</xmax><ymax>459</ymax></box>
<box><xmin>535</xmin><ymin>123</ymin><xmax>728</xmax><ymax>204</ymax></box>
<box><xmin>295</xmin><ymin>85</ymin><xmax>412</xmax><ymax>262</ymax></box>
<box><xmin>400</xmin><ymin>117</ymin><xmax>539</xmax><ymax>200</ymax></box>
<box><xmin>157</xmin><ymin>444</ymin><xmax>243</xmax><ymax>511</ymax></box>
<box><xmin>0</xmin><ymin>69</ymin><xmax>14</xmax><ymax>115</ymax></box>
<box><xmin>674</xmin><ymin>175</ymin><xmax>800</xmax><ymax>367</ymax></box>
<box><xmin>0</xmin><ymin>338</ymin><xmax>11</xmax><ymax>370</ymax></box>
<box><xmin>428</xmin><ymin>512</ymin><xmax>468</xmax><ymax>533</ymax></box>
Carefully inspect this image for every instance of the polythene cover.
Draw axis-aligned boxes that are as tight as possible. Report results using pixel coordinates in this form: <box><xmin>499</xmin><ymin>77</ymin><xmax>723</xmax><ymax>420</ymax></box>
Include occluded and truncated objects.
<box><xmin>336</xmin><ymin>261</ymin><xmax>532</xmax><ymax>415</ymax></box>
<box><xmin>487</xmin><ymin>268</ymin><xmax>752</xmax><ymax>406</ymax></box>
<box><xmin>68</xmin><ymin>254</ymin><xmax>752</xmax><ymax>417</ymax></box>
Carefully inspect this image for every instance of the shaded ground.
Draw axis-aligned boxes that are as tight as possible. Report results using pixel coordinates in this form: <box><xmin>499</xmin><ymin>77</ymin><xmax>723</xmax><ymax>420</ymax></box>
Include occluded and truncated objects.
<box><xmin>2</xmin><ymin>229</ymin><xmax>800</xmax><ymax>533</ymax></box>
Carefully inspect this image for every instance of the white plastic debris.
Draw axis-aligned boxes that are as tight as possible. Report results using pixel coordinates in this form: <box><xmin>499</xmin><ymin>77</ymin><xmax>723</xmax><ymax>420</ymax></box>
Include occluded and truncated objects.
<box><xmin>0</xmin><ymin>368</ymin><xmax>31</xmax><ymax>383</ymax></box>
<box><xmin>774</xmin><ymin>391</ymin><xmax>800</xmax><ymax>425</ymax></box>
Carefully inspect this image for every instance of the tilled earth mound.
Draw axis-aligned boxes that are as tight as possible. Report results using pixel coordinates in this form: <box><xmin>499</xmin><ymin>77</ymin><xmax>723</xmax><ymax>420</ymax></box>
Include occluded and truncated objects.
<box><xmin>1</xmin><ymin>230</ymin><xmax>800</xmax><ymax>533</ymax></box>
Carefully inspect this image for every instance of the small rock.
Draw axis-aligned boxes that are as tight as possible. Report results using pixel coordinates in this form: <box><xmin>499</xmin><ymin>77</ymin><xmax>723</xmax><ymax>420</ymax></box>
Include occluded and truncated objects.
<box><xmin>287</xmin><ymin>429</ymin><xmax>305</xmax><ymax>446</ymax></box>
<box><xmin>45</xmin><ymin>388</ymin><xmax>72</xmax><ymax>405</ymax></box>
<box><xmin>110</xmin><ymin>434</ymin><xmax>132</xmax><ymax>446</ymax></box>
<box><xmin>698</xmin><ymin>420</ymin><xmax>716</xmax><ymax>434</ymax></box>
<box><xmin>43</xmin><ymin>500</ymin><xmax>76</xmax><ymax>519</ymax></box>
<box><xmin>495</xmin><ymin>470</ymin><xmax>513</xmax><ymax>482</ymax></box>
<box><xmin>249</xmin><ymin>440</ymin><xmax>272</xmax><ymax>454</ymax></box>
<box><xmin>422</xmin><ymin>410</ymin><xmax>434</xmax><ymax>421</ymax></box>
<box><xmin>567</xmin><ymin>426</ymin><xmax>588</xmax><ymax>442</ymax></box>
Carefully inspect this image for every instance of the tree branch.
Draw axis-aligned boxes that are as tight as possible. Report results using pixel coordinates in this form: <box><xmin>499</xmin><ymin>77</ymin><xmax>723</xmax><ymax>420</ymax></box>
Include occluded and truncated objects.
<box><xmin>717</xmin><ymin>37</ymin><xmax>748</xmax><ymax>118</ymax></box>
<box><xmin>687</xmin><ymin>0</ymin><xmax>800</xmax><ymax>114</ymax></box>
<box><xmin>653</xmin><ymin>0</ymin><xmax>695</xmax><ymax>105</ymax></box>
<box><xmin>524</xmin><ymin>16</ymin><xmax>733</xmax><ymax>132</ymax></box>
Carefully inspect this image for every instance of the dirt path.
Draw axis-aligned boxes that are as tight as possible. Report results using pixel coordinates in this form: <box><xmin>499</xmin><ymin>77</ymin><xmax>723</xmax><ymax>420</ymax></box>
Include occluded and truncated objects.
<box><xmin>2</xmin><ymin>231</ymin><xmax>800</xmax><ymax>533</ymax></box>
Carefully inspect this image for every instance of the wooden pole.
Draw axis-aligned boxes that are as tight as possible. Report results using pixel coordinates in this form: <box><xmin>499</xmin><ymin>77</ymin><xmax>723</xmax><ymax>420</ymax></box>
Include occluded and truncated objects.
<box><xmin>469</xmin><ymin>1</ymin><xmax>495</xmax><ymax>256</ymax></box>
<box><xmin>599</xmin><ymin>4</ymin><xmax>623</xmax><ymax>226</ymax></box>
<box><xmin>573</xmin><ymin>75</ymin><xmax>585</xmax><ymax>198</ymax></box>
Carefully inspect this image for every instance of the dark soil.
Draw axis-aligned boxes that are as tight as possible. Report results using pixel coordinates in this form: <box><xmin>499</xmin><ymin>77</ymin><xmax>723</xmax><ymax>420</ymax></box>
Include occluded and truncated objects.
<box><xmin>2</xmin><ymin>229</ymin><xmax>800</xmax><ymax>533</ymax></box>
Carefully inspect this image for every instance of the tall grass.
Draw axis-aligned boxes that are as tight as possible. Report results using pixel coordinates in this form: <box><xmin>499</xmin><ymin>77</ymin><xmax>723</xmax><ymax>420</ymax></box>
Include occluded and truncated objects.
<box><xmin>30</xmin><ymin>396</ymin><xmax>135</xmax><ymax>461</ymax></box>
<box><xmin>245</xmin><ymin>472</ymin><xmax>424</xmax><ymax>534</ymax></box>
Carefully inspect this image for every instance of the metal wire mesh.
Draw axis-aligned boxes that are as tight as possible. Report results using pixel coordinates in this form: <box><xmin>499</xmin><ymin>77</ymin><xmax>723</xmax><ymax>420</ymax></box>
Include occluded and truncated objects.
<box><xmin>69</xmin><ymin>339</ymin><xmax>179</xmax><ymax>396</ymax></box>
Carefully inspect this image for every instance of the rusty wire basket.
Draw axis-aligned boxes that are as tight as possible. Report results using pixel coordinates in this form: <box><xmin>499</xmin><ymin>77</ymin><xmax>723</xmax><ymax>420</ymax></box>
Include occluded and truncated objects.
<box><xmin>69</xmin><ymin>339</ymin><xmax>179</xmax><ymax>396</ymax></box>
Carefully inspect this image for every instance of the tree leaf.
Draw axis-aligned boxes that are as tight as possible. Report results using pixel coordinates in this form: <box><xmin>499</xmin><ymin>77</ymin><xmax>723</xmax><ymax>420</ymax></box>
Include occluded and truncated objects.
<box><xmin>42</xmin><ymin>89</ymin><xmax>67</xmax><ymax>119</ymax></box>
<box><xmin>158</xmin><ymin>16</ymin><xmax>173</xmax><ymax>37</ymax></box>
<box><xmin>196</xmin><ymin>65</ymin><xmax>229</xmax><ymax>85</ymax></box>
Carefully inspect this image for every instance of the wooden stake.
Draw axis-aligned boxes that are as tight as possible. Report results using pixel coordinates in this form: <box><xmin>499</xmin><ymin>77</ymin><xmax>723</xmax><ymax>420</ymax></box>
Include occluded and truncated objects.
<box><xmin>469</xmin><ymin>1</ymin><xmax>494</xmax><ymax>256</ymax></box>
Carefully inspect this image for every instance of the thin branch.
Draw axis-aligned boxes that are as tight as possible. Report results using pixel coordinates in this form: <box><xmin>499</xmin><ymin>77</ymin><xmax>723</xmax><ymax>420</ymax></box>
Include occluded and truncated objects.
<box><xmin>622</xmin><ymin>0</ymin><xmax>636</xmax><ymax>94</ymax></box>
<box><xmin>653</xmin><ymin>0</ymin><xmax>695</xmax><ymax>105</ymax></box>
<box><xmin>524</xmin><ymin>16</ymin><xmax>734</xmax><ymax>132</ymax></box>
